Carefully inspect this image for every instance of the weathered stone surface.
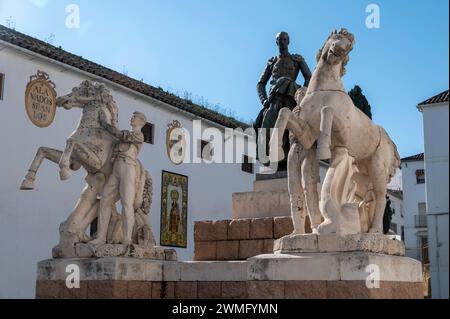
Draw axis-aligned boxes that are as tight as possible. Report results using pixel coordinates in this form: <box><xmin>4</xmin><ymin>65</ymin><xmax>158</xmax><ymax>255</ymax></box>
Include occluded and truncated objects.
<box><xmin>194</xmin><ymin>220</ymin><xmax>229</xmax><ymax>241</ymax></box>
<box><xmin>274</xmin><ymin>234</ymin><xmax>318</xmax><ymax>253</ymax></box>
<box><xmin>216</xmin><ymin>241</ymin><xmax>239</xmax><ymax>260</ymax></box>
<box><xmin>179</xmin><ymin>261</ymin><xmax>247</xmax><ymax>282</ymax></box>
<box><xmin>73</xmin><ymin>243</ymin><xmax>177</xmax><ymax>260</ymax></box>
<box><xmin>250</xmin><ymin>218</ymin><xmax>274</xmax><ymax>239</ymax></box>
<box><xmin>253</xmin><ymin>178</ymin><xmax>288</xmax><ymax>192</ymax></box>
<box><xmin>263</xmin><ymin>239</ymin><xmax>275</xmax><ymax>254</ymax></box>
<box><xmin>247</xmin><ymin>281</ymin><xmax>285</xmax><ymax>299</ymax></box>
<box><xmin>285</xmin><ymin>281</ymin><xmax>327</xmax><ymax>299</ymax></box>
<box><xmin>228</xmin><ymin>219</ymin><xmax>251</xmax><ymax>240</ymax></box>
<box><xmin>221</xmin><ymin>281</ymin><xmax>248</xmax><ymax>299</ymax></box>
<box><xmin>248</xmin><ymin>253</ymin><xmax>341</xmax><ymax>281</ymax></box>
<box><xmin>87</xmin><ymin>280</ymin><xmax>128</xmax><ymax>299</ymax></box>
<box><xmin>273</xmin><ymin>216</ymin><xmax>294</xmax><ymax>238</ymax></box>
<box><xmin>174</xmin><ymin>282</ymin><xmax>197</xmax><ymax>299</ymax></box>
<box><xmin>232</xmin><ymin>190</ymin><xmax>290</xmax><ymax>219</ymax></box>
<box><xmin>127</xmin><ymin>281</ymin><xmax>152</xmax><ymax>299</ymax></box>
<box><xmin>248</xmin><ymin>252</ymin><xmax>422</xmax><ymax>283</ymax></box>
<box><xmin>275</xmin><ymin>233</ymin><xmax>405</xmax><ymax>256</ymax></box>
<box><xmin>198</xmin><ymin>282</ymin><xmax>222</xmax><ymax>299</ymax></box>
<box><xmin>194</xmin><ymin>241</ymin><xmax>217</xmax><ymax>261</ymax></box>
<box><xmin>239</xmin><ymin>240</ymin><xmax>264</xmax><ymax>259</ymax></box>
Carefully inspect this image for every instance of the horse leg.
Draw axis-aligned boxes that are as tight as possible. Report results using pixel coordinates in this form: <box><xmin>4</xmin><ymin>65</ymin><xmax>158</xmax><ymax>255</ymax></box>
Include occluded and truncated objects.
<box><xmin>269</xmin><ymin>108</ymin><xmax>315</xmax><ymax>163</ymax></box>
<box><xmin>368</xmin><ymin>152</ymin><xmax>387</xmax><ymax>234</ymax></box>
<box><xmin>317</xmin><ymin>106</ymin><xmax>333</xmax><ymax>160</ymax></box>
<box><xmin>287</xmin><ymin>143</ymin><xmax>307</xmax><ymax>234</ymax></box>
<box><xmin>59</xmin><ymin>138</ymin><xmax>76</xmax><ymax>180</ymax></box>
<box><xmin>302</xmin><ymin>147</ymin><xmax>322</xmax><ymax>233</ymax></box>
<box><xmin>20</xmin><ymin>147</ymin><xmax>63</xmax><ymax>190</ymax></box>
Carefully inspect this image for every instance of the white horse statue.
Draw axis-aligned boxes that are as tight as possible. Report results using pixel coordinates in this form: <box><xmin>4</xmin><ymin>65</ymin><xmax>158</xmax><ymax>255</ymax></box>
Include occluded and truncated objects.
<box><xmin>20</xmin><ymin>81</ymin><xmax>154</xmax><ymax>257</ymax></box>
<box><xmin>270</xmin><ymin>29</ymin><xmax>400</xmax><ymax>235</ymax></box>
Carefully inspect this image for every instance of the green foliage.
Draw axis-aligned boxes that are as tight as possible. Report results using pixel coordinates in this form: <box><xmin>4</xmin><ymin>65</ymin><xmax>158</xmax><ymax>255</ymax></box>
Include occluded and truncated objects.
<box><xmin>383</xmin><ymin>196</ymin><xmax>395</xmax><ymax>234</ymax></box>
<box><xmin>348</xmin><ymin>85</ymin><xmax>373</xmax><ymax>120</ymax></box>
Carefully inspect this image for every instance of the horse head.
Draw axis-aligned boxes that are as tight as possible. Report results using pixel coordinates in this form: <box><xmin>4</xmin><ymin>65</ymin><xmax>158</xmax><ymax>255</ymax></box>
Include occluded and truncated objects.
<box><xmin>56</xmin><ymin>80</ymin><xmax>119</xmax><ymax>128</ymax></box>
<box><xmin>316</xmin><ymin>28</ymin><xmax>355</xmax><ymax>77</ymax></box>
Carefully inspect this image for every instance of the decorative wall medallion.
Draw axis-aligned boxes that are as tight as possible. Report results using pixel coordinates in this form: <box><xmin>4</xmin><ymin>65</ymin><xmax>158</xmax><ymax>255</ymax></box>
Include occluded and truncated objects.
<box><xmin>24</xmin><ymin>70</ymin><xmax>57</xmax><ymax>128</ymax></box>
<box><xmin>166</xmin><ymin>120</ymin><xmax>187</xmax><ymax>165</ymax></box>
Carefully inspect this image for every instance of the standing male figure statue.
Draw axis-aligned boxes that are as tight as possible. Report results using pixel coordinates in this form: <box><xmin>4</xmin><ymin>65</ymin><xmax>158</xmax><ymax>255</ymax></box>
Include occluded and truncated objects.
<box><xmin>254</xmin><ymin>31</ymin><xmax>312</xmax><ymax>170</ymax></box>
<box><xmin>90</xmin><ymin>111</ymin><xmax>147</xmax><ymax>245</ymax></box>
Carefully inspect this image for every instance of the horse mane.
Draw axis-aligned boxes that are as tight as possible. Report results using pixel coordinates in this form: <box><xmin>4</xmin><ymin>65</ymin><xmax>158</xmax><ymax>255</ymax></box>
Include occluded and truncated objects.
<box><xmin>316</xmin><ymin>28</ymin><xmax>355</xmax><ymax>77</ymax></box>
<box><xmin>98</xmin><ymin>83</ymin><xmax>119</xmax><ymax>128</ymax></box>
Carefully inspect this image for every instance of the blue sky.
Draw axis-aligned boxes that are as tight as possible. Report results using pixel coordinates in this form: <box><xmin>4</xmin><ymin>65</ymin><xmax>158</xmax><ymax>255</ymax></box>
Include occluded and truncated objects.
<box><xmin>0</xmin><ymin>0</ymin><xmax>448</xmax><ymax>157</ymax></box>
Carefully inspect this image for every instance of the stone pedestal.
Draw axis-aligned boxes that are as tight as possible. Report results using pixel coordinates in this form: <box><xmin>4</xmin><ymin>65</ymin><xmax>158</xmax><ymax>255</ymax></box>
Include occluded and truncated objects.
<box><xmin>232</xmin><ymin>172</ymin><xmax>290</xmax><ymax>219</ymax></box>
<box><xmin>247</xmin><ymin>251</ymin><xmax>423</xmax><ymax>298</ymax></box>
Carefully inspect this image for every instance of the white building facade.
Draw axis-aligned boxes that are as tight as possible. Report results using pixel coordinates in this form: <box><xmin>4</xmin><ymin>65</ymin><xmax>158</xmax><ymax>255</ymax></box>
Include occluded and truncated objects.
<box><xmin>0</xmin><ymin>26</ymin><xmax>256</xmax><ymax>298</ymax></box>
<box><xmin>418</xmin><ymin>91</ymin><xmax>449</xmax><ymax>299</ymax></box>
<box><xmin>401</xmin><ymin>154</ymin><xmax>427</xmax><ymax>262</ymax></box>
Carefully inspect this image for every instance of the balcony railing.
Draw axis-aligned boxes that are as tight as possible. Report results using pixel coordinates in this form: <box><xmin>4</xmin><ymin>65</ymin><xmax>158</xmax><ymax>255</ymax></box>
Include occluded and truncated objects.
<box><xmin>415</xmin><ymin>215</ymin><xmax>428</xmax><ymax>228</ymax></box>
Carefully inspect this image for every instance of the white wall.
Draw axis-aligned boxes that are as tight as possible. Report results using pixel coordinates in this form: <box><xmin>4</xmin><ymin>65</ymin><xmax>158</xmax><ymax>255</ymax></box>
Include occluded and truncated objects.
<box><xmin>388</xmin><ymin>194</ymin><xmax>404</xmax><ymax>238</ymax></box>
<box><xmin>0</xmin><ymin>44</ymin><xmax>254</xmax><ymax>298</ymax></box>
<box><xmin>421</xmin><ymin>102</ymin><xmax>449</xmax><ymax>299</ymax></box>
<box><xmin>401</xmin><ymin>160</ymin><xmax>426</xmax><ymax>260</ymax></box>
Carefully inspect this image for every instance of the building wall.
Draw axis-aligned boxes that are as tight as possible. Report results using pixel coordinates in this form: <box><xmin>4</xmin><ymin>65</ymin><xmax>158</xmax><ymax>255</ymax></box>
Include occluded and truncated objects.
<box><xmin>401</xmin><ymin>160</ymin><xmax>426</xmax><ymax>261</ymax></box>
<box><xmin>388</xmin><ymin>194</ymin><xmax>404</xmax><ymax>239</ymax></box>
<box><xmin>421</xmin><ymin>102</ymin><xmax>449</xmax><ymax>299</ymax></box>
<box><xmin>0</xmin><ymin>45</ymin><xmax>254</xmax><ymax>298</ymax></box>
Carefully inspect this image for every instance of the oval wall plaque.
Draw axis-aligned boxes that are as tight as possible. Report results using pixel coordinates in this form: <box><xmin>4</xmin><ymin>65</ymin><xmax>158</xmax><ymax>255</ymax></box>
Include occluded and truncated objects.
<box><xmin>25</xmin><ymin>70</ymin><xmax>57</xmax><ymax>128</ymax></box>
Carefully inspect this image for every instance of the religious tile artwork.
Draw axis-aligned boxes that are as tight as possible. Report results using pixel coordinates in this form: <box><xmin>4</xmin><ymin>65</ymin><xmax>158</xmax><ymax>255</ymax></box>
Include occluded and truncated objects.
<box><xmin>160</xmin><ymin>171</ymin><xmax>188</xmax><ymax>248</ymax></box>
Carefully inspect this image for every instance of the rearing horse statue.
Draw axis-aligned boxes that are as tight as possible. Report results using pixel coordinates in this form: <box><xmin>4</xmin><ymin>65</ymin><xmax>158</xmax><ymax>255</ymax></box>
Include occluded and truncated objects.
<box><xmin>270</xmin><ymin>29</ymin><xmax>400</xmax><ymax>235</ymax></box>
<box><xmin>20</xmin><ymin>80</ymin><xmax>157</xmax><ymax>258</ymax></box>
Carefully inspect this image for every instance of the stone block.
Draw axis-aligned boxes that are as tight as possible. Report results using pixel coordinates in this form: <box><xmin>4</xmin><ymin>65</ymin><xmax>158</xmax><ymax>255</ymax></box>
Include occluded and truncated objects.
<box><xmin>232</xmin><ymin>191</ymin><xmax>290</xmax><ymax>219</ymax></box>
<box><xmin>250</xmin><ymin>218</ymin><xmax>274</xmax><ymax>239</ymax></box>
<box><xmin>35</xmin><ymin>280</ymin><xmax>61</xmax><ymax>299</ymax></box>
<box><xmin>247</xmin><ymin>281</ymin><xmax>285</xmax><ymax>299</ymax></box>
<box><xmin>217</xmin><ymin>241</ymin><xmax>239</xmax><ymax>260</ymax></box>
<box><xmin>228</xmin><ymin>219</ymin><xmax>250</xmax><ymax>240</ymax></box>
<box><xmin>221</xmin><ymin>281</ymin><xmax>248</xmax><ymax>299</ymax></box>
<box><xmin>194</xmin><ymin>220</ymin><xmax>229</xmax><ymax>241</ymax></box>
<box><xmin>179</xmin><ymin>261</ymin><xmax>247</xmax><ymax>282</ymax></box>
<box><xmin>153</xmin><ymin>282</ymin><xmax>175</xmax><ymax>299</ymax></box>
<box><xmin>248</xmin><ymin>253</ymin><xmax>341</xmax><ymax>281</ymax></box>
<box><xmin>274</xmin><ymin>234</ymin><xmax>318</xmax><ymax>253</ymax></box>
<box><xmin>239</xmin><ymin>240</ymin><xmax>264</xmax><ymax>259</ymax></box>
<box><xmin>273</xmin><ymin>217</ymin><xmax>294</xmax><ymax>238</ymax></box>
<box><xmin>198</xmin><ymin>282</ymin><xmax>222</xmax><ymax>299</ymax></box>
<box><xmin>285</xmin><ymin>281</ymin><xmax>327</xmax><ymax>299</ymax></box>
<box><xmin>127</xmin><ymin>281</ymin><xmax>152</xmax><ymax>299</ymax></box>
<box><xmin>263</xmin><ymin>239</ymin><xmax>275</xmax><ymax>254</ymax></box>
<box><xmin>175</xmin><ymin>282</ymin><xmax>197</xmax><ymax>299</ymax></box>
<box><xmin>87</xmin><ymin>280</ymin><xmax>128</xmax><ymax>299</ymax></box>
<box><xmin>194</xmin><ymin>241</ymin><xmax>217</xmax><ymax>261</ymax></box>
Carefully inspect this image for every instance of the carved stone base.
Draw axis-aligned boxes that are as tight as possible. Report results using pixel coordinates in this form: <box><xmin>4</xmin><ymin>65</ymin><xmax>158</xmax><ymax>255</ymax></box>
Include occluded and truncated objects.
<box><xmin>52</xmin><ymin>244</ymin><xmax>177</xmax><ymax>260</ymax></box>
<box><xmin>274</xmin><ymin>233</ymin><xmax>406</xmax><ymax>256</ymax></box>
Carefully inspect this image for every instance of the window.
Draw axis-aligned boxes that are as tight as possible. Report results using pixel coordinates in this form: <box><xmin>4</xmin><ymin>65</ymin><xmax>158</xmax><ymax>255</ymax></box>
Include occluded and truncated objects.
<box><xmin>242</xmin><ymin>155</ymin><xmax>254</xmax><ymax>174</ymax></box>
<box><xmin>0</xmin><ymin>73</ymin><xmax>4</xmax><ymax>100</ymax></box>
<box><xmin>416</xmin><ymin>169</ymin><xmax>425</xmax><ymax>184</ymax></box>
<box><xmin>141</xmin><ymin>122</ymin><xmax>154</xmax><ymax>144</ymax></box>
<box><xmin>401</xmin><ymin>226</ymin><xmax>405</xmax><ymax>241</ymax></box>
<box><xmin>198</xmin><ymin>139</ymin><xmax>212</xmax><ymax>160</ymax></box>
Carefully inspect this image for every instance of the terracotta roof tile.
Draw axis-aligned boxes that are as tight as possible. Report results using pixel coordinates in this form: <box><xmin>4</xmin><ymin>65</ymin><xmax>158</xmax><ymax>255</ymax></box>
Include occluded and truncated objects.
<box><xmin>0</xmin><ymin>25</ymin><xmax>248</xmax><ymax>129</ymax></box>
<box><xmin>401</xmin><ymin>153</ymin><xmax>424</xmax><ymax>162</ymax></box>
<box><xmin>418</xmin><ymin>90</ymin><xmax>449</xmax><ymax>106</ymax></box>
